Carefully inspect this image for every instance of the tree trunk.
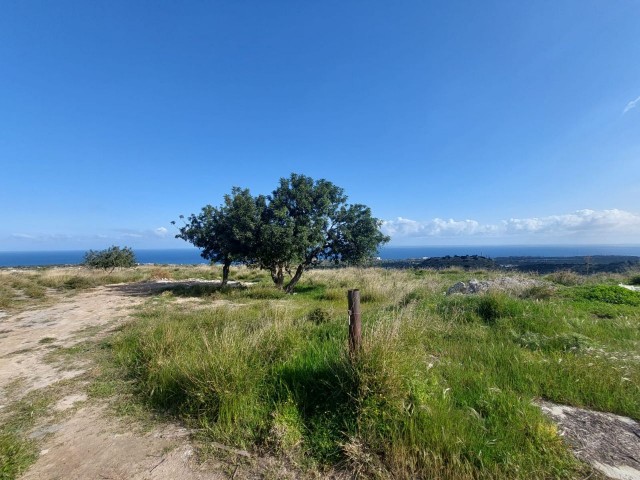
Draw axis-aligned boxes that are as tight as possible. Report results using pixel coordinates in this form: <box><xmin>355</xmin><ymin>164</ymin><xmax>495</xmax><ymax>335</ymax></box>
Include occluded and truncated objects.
<box><xmin>284</xmin><ymin>264</ymin><xmax>305</xmax><ymax>294</ymax></box>
<box><xmin>221</xmin><ymin>258</ymin><xmax>231</xmax><ymax>286</ymax></box>
<box><xmin>271</xmin><ymin>265</ymin><xmax>285</xmax><ymax>289</ymax></box>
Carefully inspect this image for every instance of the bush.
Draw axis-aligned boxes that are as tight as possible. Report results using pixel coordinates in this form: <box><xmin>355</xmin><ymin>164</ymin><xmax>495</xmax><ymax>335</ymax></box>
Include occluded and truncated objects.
<box><xmin>520</xmin><ymin>285</ymin><xmax>555</xmax><ymax>300</ymax></box>
<box><xmin>575</xmin><ymin>285</ymin><xmax>640</xmax><ymax>306</ymax></box>
<box><xmin>627</xmin><ymin>274</ymin><xmax>640</xmax><ymax>286</ymax></box>
<box><xmin>63</xmin><ymin>276</ymin><xmax>95</xmax><ymax>290</ymax></box>
<box><xmin>308</xmin><ymin>307</ymin><xmax>330</xmax><ymax>325</ymax></box>
<box><xmin>83</xmin><ymin>246</ymin><xmax>136</xmax><ymax>272</ymax></box>
<box><xmin>546</xmin><ymin>270</ymin><xmax>584</xmax><ymax>286</ymax></box>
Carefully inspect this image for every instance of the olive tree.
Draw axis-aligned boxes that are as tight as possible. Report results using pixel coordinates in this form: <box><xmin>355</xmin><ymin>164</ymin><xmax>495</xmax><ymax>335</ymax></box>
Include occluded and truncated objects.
<box><xmin>173</xmin><ymin>187</ymin><xmax>263</xmax><ymax>285</ymax></box>
<box><xmin>83</xmin><ymin>246</ymin><xmax>136</xmax><ymax>272</ymax></box>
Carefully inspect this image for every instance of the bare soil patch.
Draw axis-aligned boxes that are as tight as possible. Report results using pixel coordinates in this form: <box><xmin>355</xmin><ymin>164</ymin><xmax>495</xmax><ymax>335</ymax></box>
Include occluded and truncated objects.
<box><xmin>21</xmin><ymin>405</ymin><xmax>226</xmax><ymax>480</ymax></box>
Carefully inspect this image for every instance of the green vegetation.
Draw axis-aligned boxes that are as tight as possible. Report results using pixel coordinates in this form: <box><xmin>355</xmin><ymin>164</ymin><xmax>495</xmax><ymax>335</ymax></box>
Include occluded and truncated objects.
<box><xmin>573</xmin><ymin>284</ymin><xmax>640</xmax><ymax>306</ymax></box>
<box><xmin>110</xmin><ymin>267</ymin><xmax>639</xmax><ymax>479</ymax></box>
<box><xmin>174</xmin><ymin>187</ymin><xmax>262</xmax><ymax>286</ymax></box>
<box><xmin>175</xmin><ymin>173</ymin><xmax>389</xmax><ymax>293</ymax></box>
<box><xmin>83</xmin><ymin>245</ymin><xmax>137</xmax><ymax>271</ymax></box>
<box><xmin>0</xmin><ymin>389</ymin><xmax>53</xmax><ymax>480</ymax></box>
<box><xmin>2</xmin><ymin>265</ymin><xmax>638</xmax><ymax>478</ymax></box>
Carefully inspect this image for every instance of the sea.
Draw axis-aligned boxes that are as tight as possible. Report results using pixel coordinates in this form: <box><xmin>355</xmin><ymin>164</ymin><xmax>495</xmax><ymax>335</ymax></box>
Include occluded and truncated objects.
<box><xmin>1</xmin><ymin>245</ymin><xmax>640</xmax><ymax>268</ymax></box>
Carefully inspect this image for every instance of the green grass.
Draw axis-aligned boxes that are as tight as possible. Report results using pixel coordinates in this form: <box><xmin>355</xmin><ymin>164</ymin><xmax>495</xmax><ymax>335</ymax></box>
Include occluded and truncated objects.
<box><xmin>4</xmin><ymin>265</ymin><xmax>638</xmax><ymax>478</ymax></box>
<box><xmin>0</xmin><ymin>389</ymin><xmax>55</xmax><ymax>480</ymax></box>
<box><xmin>108</xmin><ymin>267</ymin><xmax>640</xmax><ymax>478</ymax></box>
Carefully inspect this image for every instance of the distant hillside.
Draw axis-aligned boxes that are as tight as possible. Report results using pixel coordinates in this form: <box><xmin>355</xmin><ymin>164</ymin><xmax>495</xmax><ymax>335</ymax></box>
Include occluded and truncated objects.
<box><xmin>375</xmin><ymin>254</ymin><xmax>640</xmax><ymax>274</ymax></box>
<box><xmin>495</xmin><ymin>255</ymin><xmax>640</xmax><ymax>274</ymax></box>
<box><xmin>376</xmin><ymin>255</ymin><xmax>497</xmax><ymax>270</ymax></box>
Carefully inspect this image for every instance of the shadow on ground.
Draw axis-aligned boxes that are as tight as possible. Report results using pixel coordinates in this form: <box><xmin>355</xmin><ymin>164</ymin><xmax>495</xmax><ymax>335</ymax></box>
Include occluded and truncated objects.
<box><xmin>105</xmin><ymin>280</ymin><xmax>246</xmax><ymax>298</ymax></box>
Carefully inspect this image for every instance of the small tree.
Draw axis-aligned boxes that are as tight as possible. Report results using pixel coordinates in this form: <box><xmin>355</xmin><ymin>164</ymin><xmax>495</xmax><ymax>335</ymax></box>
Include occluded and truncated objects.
<box><xmin>83</xmin><ymin>246</ymin><xmax>136</xmax><ymax>272</ymax></box>
<box><xmin>256</xmin><ymin>174</ymin><xmax>390</xmax><ymax>292</ymax></box>
<box><xmin>173</xmin><ymin>187</ymin><xmax>263</xmax><ymax>286</ymax></box>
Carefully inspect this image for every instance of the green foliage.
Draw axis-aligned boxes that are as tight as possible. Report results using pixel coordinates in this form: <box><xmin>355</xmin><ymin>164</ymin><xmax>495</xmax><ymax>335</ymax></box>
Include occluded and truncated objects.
<box><xmin>83</xmin><ymin>246</ymin><xmax>136</xmax><ymax>271</ymax></box>
<box><xmin>0</xmin><ymin>431</ymin><xmax>35</xmax><ymax>480</ymax></box>
<box><xmin>308</xmin><ymin>307</ymin><xmax>330</xmax><ymax>324</ymax></box>
<box><xmin>628</xmin><ymin>274</ymin><xmax>640</xmax><ymax>286</ymax></box>
<box><xmin>175</xmin><ymin>174</ymin><xmax>389</xmax><ymax>293</ymax></box>
<box><xmin>257</xmin><ymin>174</ymin><xmax>389</xmax><ymax>292</ymax></box>
<box><xmin>173</xmin><ymin>187</ymin><xmax>263</xmax><ymax>284</ymax></box>
<box><xmin>0</xmin><ymin>391</ymin><xmax>52</xmax><ymax>480</ymax></box>
<box><xmin>574</xmin><ymin>285</ymin><xmax>640</xmax><ymax>306</ymax></box>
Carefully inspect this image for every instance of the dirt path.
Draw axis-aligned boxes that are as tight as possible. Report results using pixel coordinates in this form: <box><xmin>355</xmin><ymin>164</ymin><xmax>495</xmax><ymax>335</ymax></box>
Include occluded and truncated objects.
<box><xmin>0</xmin><ymin>287</ymin><xmax>139</xmax><ymax>406</ymax></box>
<box><xmin>0</xmin><ymin>285</ymin><xmax>235</xmax><ymax>479</ymax></box>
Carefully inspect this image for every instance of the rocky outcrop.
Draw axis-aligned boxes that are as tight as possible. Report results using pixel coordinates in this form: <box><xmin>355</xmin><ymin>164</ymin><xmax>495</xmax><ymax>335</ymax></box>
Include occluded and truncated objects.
<box><xmin>446</xmin><ymin>277</ymin><xmax>547</xmax><ymax>295</ymax></box>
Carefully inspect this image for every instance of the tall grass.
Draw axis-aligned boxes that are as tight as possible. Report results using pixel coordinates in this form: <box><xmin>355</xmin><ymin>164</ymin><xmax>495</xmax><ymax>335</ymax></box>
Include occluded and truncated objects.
<box><xmin>110</xmin><ymin>267</ymin><xmax>640</xmax><ymax>478</ymax></box>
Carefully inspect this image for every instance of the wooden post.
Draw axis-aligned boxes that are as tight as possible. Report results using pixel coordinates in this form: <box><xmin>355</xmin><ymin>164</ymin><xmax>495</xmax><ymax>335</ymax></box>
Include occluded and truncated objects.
<box><xmin>348</xmin><ymin>289</ymin><xmax>361</xmax><ymax>356</ymax></box>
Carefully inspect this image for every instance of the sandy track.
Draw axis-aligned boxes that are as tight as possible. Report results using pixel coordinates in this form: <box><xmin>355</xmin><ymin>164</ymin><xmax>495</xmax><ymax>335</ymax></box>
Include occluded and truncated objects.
<box><xmin>0</xmin><ymin>284</ymin><xmax>231</xmax><ymax>480</ymax></box>
<box><xmin>0</xmin><ymin>287</ymin><xmax>140</xmax><ymax>407</ymax></box>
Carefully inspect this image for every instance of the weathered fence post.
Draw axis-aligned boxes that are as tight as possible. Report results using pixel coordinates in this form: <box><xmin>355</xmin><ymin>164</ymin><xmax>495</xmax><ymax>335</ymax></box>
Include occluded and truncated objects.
<box><xmin>348</xmin><ymin>289</ymin><xmax>361</xmax><ymax>356</ymax></box>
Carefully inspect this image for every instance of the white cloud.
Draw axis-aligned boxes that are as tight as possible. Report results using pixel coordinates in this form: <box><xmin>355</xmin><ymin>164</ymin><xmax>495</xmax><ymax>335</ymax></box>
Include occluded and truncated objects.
<box><xmin>382</xmin><ymin>217</ymin><xmax>498</xmax><ymax>237</ymax></box>
<box><xmin>154</xmin><ymin>227</ymin><xmax>169</xmax><ymax>237</ymax></box>
<box><xmin>623</xmin><ymin>95</ymin><xmax>640</xmax><ymax>114</ymax></box>
<box><xmin>383</xmin><ymin>209</ymin><xmax>640</xmax><ymax>242</ymax></box>
<box><xmin>11</xmin><ymin>233</ymin><xmax>37</xmax><ymax>240</ymax></box>
<box><xmin>503</xmin><ymin>209</ymin><xmax>640</xmax><ymax>234</ymax></box>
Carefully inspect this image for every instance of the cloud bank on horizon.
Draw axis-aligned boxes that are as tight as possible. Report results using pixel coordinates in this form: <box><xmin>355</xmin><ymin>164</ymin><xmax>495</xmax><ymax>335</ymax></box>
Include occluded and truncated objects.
<box><xmin>6</xmin><ymin>209</ymin><xmax>640</xmax><ymax>250</ymax></box>
<box><xmin>382</xmin><ymin>209</ymin><xmax>640</xmax><ymax>244</ymax></box>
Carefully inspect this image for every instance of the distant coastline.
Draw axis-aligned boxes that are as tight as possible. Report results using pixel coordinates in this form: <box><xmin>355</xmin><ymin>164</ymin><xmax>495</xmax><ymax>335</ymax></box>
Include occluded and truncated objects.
<box><xmin>1</xmin><ymin>245</ymin><xmax>640</xmax><ymax>268</ymax></box>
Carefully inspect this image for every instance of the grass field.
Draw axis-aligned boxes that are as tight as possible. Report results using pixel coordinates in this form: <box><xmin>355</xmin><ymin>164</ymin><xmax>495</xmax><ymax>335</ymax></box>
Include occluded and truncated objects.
<box><xmin>1</xmin><ymin>265</ymin><xmax>639</xmax><ymax>478</ymax></box>
<box><xmin>109</xmin><ymin>266</ymin><xmax>639</xmax><ymax>479</ymax></box>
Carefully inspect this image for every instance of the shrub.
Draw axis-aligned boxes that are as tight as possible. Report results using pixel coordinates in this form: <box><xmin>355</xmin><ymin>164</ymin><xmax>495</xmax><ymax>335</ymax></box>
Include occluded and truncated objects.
<box><xmin>83</xmin><ymin>246</ymin><xmax>136</xmax><ymax>272</ymax></box>
<box><xmin>575</xmin><ymin>285</ymin><xmax>640</xmax><ymax>306</ymax></box>
<box><xmin>63</xmin><ymin>276</ymin><xmax>95</xmax><ymax>290</ymax></box>
<box><xmin>627</xmin><ymin>274</ymin><xmax>640</xmax><ymax>286</ymax></box>
<box><xmin>519</xmin><ymin>285</ymin><xmax>555</xmax><ymax>300</ymax></box>
<box><xmin>308</xmin><ymin>307</ymin><xmax>330</xmax><ymax>325</ymax></box>
<box><xmin>546</xmin><ymin>270</ymin><xmax>583</xmax><ymax>286</ymax></box>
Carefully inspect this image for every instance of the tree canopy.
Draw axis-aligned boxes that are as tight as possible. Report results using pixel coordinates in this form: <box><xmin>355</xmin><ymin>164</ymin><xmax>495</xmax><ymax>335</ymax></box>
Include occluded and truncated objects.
<box><xmin>173</xmin><ymin>187</ymin><xmax>263</xmax><ymax>285</ymax></box>
<box><xmin>83</xmin><ymin>246</ymin><xmax>136</xmax><ymax>271</ymax></box>
<box><xmin>175</xmin><ymin>174</ymin><xmax>389</xmax><ymax>292</ymax></box>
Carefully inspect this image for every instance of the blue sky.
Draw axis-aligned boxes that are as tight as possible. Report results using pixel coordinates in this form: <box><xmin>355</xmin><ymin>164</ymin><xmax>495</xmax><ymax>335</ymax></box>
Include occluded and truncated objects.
<box><xmin>2</xmin><ymin>1</ymin><xmax>639</xmax><ymax>251</ymax></box>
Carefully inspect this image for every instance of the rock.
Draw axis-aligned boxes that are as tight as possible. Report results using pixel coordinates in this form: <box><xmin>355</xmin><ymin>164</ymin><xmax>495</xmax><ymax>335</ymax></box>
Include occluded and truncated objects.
<box><xmin>446</xmin><ymin>277</ymin><xmax>549</xmax><ymax>296</ymax></box>
<box><xmin>446</xmin><ymin>282</ymin><xmax>468</xmax><ymax>295</ymax></box>
<box><xmin>619</xmin><ymin>284</ymin><xmax>640</xmax><ymax>292</ymax></box>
